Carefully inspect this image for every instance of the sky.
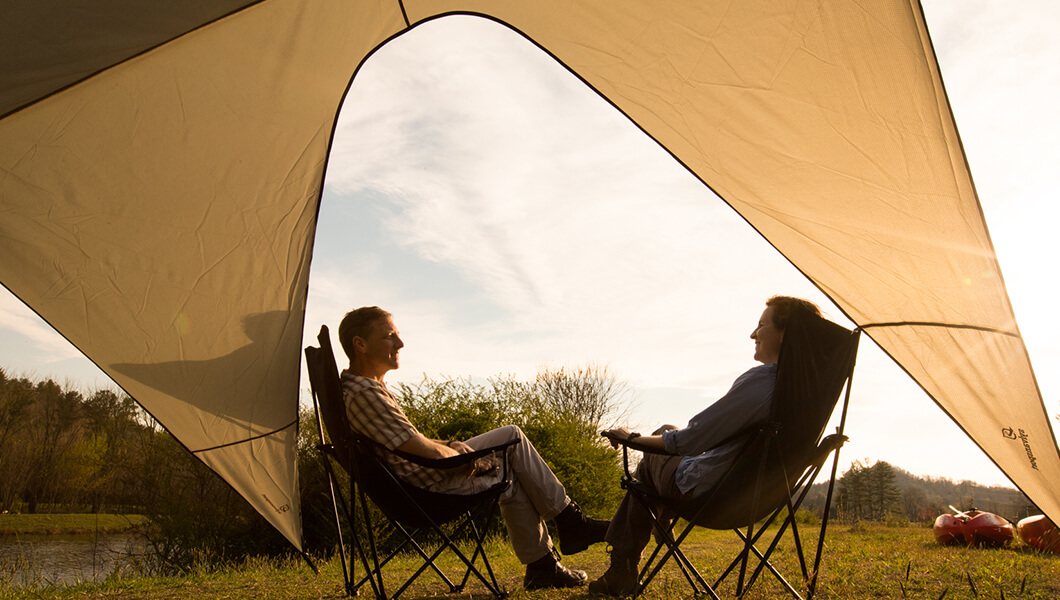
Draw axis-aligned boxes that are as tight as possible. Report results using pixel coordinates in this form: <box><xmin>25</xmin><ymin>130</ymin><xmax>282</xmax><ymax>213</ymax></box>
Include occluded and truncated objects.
<box><xmin>2</xmin><ymin>0</ymin><xmax>1058</xmax><ymax>489</ymax></box>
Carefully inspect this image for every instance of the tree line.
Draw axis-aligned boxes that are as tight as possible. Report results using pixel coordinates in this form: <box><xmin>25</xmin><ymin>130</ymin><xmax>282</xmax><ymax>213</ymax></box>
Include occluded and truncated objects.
<box><xmin>2</xmin><ymin>365</ymin><xmax>1040</xmax><ymax>572</ymax></box>
<box><xmin>803</xmin><ymin>458</ymin><xmax>1036</xmax><ymax>525</ymax></box>
<box><xmin>0</xmin><ymin>369</ymin><xmax>156</xmax><ymax>514</ymax></box>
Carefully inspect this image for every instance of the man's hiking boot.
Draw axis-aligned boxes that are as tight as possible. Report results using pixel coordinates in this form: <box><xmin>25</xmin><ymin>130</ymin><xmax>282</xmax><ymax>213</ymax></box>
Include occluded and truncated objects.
<box><xmin>554</xmin><ymin>500</ymin><xmax>609</xmax><ymax>555</ymax></box>
<box><xmin>523</xmin><ymin>553</ymin><xmax>588</xmax><ymax>590</ymax></box>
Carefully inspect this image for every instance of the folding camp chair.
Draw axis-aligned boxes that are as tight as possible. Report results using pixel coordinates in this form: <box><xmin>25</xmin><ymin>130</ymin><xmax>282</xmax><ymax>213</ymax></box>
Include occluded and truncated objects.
<box><xmin>604</xmin><ymin>307</ymin><xmax>860</xmax><ymax>599</ymax></box>
<box><xmin>305</xmin><ymin>325</ymin><xmax>517</xmax><ymax>600</ymax></box>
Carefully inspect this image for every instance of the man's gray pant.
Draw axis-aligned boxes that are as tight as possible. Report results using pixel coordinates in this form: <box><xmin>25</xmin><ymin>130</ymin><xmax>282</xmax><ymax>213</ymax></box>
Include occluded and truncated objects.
<box><xmin>427</xmin><ymin>425</ymin><xmax>570</xmax><ymax>564</ymax></box>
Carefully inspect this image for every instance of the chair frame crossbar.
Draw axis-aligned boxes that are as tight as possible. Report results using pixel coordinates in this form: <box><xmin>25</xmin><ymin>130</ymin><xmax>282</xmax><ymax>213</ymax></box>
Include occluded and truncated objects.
<box><xmin>345</xmin><ymin>448</ymin><xmax>507</xmax><ymax>598</ymax></box>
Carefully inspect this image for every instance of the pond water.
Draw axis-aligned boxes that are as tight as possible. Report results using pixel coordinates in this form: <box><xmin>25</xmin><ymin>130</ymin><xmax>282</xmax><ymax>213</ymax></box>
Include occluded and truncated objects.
<box><xmin>0</xmin><ymin>533</ymin><xmax>149</xmax><ymax>588</ymax></box>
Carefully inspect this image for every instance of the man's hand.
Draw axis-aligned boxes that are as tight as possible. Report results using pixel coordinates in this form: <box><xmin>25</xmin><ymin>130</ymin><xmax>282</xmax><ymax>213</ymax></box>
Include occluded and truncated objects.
<box><xmin>446</xmin><ymin>439</ymin><xmax>473</xmax><ymax>455</ymax></box>
<box><xmin>445</xmin><ymin>440</ymin><xmax>497</xmax><ymax>478</ymax></box>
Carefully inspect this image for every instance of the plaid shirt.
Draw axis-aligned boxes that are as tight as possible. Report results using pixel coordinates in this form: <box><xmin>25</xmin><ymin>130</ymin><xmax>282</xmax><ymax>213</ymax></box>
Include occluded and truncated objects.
<box><xmin>340</xmin><ymin>370</ymin><xmax>445</xmax><ymax>489</ymax></box>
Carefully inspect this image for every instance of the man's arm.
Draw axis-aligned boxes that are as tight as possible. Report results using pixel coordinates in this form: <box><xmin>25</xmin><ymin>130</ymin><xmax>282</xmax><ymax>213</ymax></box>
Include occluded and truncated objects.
<box><xmin>396</xmin><ymin>433</ymin><xmax>463</xmax><ymax>459</ymax></box>
<box><xmin>343</xmin><ymin>374</ymin><xmax>482</xmax><ymax>477</ymax></box>
<box><xmin>397</xmin><ymin>434</ymin><xmax>488</xmax><ymax>478</ymax></box>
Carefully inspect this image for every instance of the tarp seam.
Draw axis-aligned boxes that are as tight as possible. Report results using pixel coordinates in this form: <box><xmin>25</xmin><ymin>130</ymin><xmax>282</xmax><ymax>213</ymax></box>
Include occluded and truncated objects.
<box><xmin>192</xmin><ymin>418</ymin><xmax>298</xmax><ymax>454</ymax></box>
<box><xmin>857</xmin><ymin>322</ymin><xmax>1018</xmax><ymax>337</ymax></box>
<box><xmin>0</xmin><ymin>0</ymin><xmax>271</xmax><ymax>121</ymax></box>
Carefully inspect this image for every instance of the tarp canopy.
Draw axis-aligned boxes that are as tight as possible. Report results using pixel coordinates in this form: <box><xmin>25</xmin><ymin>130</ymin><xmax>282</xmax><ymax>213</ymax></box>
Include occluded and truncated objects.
<box><xmin>2</xmin><ymin>0</ymin><xmax>1056</xmax><ymax>549</ymax></box>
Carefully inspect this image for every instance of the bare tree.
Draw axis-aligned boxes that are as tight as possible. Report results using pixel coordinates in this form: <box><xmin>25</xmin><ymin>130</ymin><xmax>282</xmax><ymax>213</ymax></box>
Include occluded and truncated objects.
<box><xmin>533</xmin><ymin>363</ymin><xmax>633</xmax><ymax>432</ymax></box>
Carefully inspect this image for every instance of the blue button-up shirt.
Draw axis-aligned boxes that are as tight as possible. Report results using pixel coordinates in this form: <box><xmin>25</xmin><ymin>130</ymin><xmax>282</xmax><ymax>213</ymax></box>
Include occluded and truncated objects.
<box><xmin>662</xmin><ymin>363</ymin><xmax>777</xmax><ymax>496</ymax></box>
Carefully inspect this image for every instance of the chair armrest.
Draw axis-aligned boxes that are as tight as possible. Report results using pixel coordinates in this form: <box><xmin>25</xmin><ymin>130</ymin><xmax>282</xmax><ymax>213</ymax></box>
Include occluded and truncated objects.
<box><xmin>809</xmin><ymin>433</ymin><xmax>849</xmax><ymax>468</ymax></box>
<box><xmin>390</xmin><ymin>438</ymin><xmax>521</xmax><ymax>470</ymax></box>
<box><xmin>820</xmin><ymin>433</ymin><xmax>849</xmax><ymax>452</ymax></box>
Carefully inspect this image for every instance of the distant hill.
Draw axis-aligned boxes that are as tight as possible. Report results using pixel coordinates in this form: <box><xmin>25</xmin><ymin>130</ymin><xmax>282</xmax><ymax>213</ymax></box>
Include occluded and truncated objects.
<box><xmin>889</xmin><ymin>465</ymin><xmax>1034</xmax><ymax>522</ymax></box>
<box><xmin>804</xmin><ymin>462</ymin><xmax>1036</xmax><ymax>524</ymax></box>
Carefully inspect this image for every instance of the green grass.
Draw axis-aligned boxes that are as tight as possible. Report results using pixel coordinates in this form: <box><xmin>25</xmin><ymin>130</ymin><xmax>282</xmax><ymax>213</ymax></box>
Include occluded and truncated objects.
<box><xmin>0</xmin><ymin>514</ymin><xmax>147</xmax><ymax>536</ymax></box>
<box><xmin>1</xmin><ymin>523</ymin><xmax>1058</xmax><ymax>599</ymax></box>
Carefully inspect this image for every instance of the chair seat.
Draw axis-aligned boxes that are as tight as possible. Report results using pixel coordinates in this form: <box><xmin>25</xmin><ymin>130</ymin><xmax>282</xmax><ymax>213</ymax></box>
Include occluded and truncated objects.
<box><xmin>377</xmin><ymin>476</ymin><xmax>511</xmax><ymax>529</ymax></box>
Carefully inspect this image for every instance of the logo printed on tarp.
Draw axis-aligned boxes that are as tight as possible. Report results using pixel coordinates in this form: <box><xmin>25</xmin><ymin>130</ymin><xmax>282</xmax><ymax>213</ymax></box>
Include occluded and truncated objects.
<box><xmin>263</xmin><ymin>494</ymin><xmax>291</xmax><ymax>514</ymax></box>
<box><xmin>1003</xmin><ymin>427</ymin><xmax>1039</xmax><ymax>471</ymax></box>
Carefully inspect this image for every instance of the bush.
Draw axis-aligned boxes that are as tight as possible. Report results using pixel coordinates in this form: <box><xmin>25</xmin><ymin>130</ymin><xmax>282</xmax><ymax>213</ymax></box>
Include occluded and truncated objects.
<box><xmin>396</xmin><ymin>367</ymin><xmax>629</xmax><ymax>520</ymax></box>
<box><xmin>135</xmin><ymin>431</ymin><xmax>291</xmax><ymax>574</ymax></box>
<box><xmin>795</xmin><ymin>508</ymin><xmax>821</xmax><ymax>526</ymax></box>
<box><xmin>884</xmin><ymin>513</ymin><xmax>910</xmax><ymax>528</ymax></box>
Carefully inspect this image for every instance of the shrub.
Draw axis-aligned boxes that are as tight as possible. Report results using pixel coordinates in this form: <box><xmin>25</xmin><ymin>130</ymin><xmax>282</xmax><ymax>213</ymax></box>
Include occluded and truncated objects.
<box><xmin>795</xmin><ymin>508</ymin><xmax>821</xmax><ymax>526</ymax></box>
<box><xmin>884</xmin><ymin>513</ymin><xmax>910</xmax><ymax>528</ymax></box>
<box><xmin>396</xmin><ymin>367</ymin><xmax>629</xmax><ymax>519</ymax></box>
<box><xmin>135</xmin><ymin>431</ymin><xmax>290</xmax><ymax>574</ymax></box>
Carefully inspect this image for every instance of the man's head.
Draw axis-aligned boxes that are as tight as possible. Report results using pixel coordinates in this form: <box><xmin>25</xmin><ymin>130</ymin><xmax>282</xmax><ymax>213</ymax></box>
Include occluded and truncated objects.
<box><xmin>338</xmin><ymin>307</ymin><xmax>403</xmax><ymax>378</ymax></box>
<box><xmin>751</xmin><ymin>296</ymin><xmax>821</xmax><ymax>364</ymax></box>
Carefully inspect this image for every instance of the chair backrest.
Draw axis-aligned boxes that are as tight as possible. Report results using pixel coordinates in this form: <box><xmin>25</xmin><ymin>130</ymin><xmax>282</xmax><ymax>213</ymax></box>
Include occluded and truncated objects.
<box><xmin>772</xmin><ymin>306</ymin><xmax>859</xmax><ymax>472</ymax></box>
<box><xmin>305</xmin><ymin>326</ymin><xmax>357</xmax><ymax>470</ymax></box>
<box><xmin>682</xmin><ymin>307</ymin><xmax>860</xmax><ymax>528</ymax></box>
<box><xmin>305</xmin><ymin>325</ymin><xmax>506</xmax><ymax>529</ymax></box>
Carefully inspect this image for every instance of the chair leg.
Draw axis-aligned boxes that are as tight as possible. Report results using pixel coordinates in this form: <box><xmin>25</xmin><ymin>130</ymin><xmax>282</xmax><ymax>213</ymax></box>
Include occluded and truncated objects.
<box><xmin>740</xmin><ymin>532</ymin><xmax>803</xmax><ymax>599</ymax></box>
<box><xmin>737</xmin><ymin>466</ymin><xmax>830</xmax><ymax>599</ymax></box>
<box><xmin>462</xmin><ymin>503</ymin><xmax>508</xmax><ymax>598</ymax></box>
<box><xmin>735</xmin><ymin>522</ymin><xmax>754</xmax><ymax>595</ymax></box>
<box><xmin>629</xmin><ymin>493</ymin><xmax>717</xmax><ymax>600</ymax></box>
<box><xmin>385</xmin><ymin>502</ymin><xmax>507</xmax><ymax>600</ymax></box>
<box><xmin>318</xmin><ymin>453</ymin><xmax>353</xmax><ymax>595</ymax></box>
<box><xmin>789</xmin><ymin>514</ymin><xmax>810</xmax><ymax>580</ymax></box>
<box><xmin>731</xmin><ymin>517</ymin><xmax>805</xmax><ymax>600</ymax></box>
<box><xmin>320</xmin><ymin>452</ymin><xmax>384</xmax><ymax>599</ymax></box>
<box><xmin>658</xmin><ymin>524</ymin><xmax>699</xmax><ymax>594</ymax></box>
<box><xmin>447</xmin><ymin>502</ymin><xmax>508</xmax><ymax>598</ymax></box>
<box><xmin>807</xmin><ymin>442</ymin><xmax>846</xmax><ymax>599</ymax></box>
<box><xmin>354</xmin><ymin>484</ymin><xmax>389</xmax><ymax>600</ymax></box>
<box><xmin>394</xmin><ymin>539</ymin><xmax>458</xmax><ymax>598</ymax></box>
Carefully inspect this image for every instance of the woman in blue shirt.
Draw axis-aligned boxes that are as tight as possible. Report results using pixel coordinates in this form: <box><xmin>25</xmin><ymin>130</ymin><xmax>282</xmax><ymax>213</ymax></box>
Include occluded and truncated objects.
<box><xmin>589</xmin><ymin>295</ymin><xmax>821</xmax><ymax>596</ymax></box>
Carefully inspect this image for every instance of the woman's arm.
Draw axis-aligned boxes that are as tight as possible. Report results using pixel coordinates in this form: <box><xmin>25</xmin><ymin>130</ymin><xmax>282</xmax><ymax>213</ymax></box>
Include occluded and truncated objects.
<box><xmin>602</xmin><ymin>426</ymin><xmax>667</xmax><ymax>451</ymax></box>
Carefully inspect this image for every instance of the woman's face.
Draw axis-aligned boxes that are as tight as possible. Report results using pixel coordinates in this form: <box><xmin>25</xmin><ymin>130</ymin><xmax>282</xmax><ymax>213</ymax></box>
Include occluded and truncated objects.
<box><xmin>751</xmin><ymin>305</ymin><xmax>784</xmax><ymax>364</ymax></box>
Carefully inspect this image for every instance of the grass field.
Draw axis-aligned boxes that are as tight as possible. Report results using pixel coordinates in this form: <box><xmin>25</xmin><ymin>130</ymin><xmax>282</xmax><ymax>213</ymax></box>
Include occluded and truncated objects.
<box><xmin>0</xmin><ymin>514</ymin><xmax>147</xmax><ymax>536</ymax></box>
<box><xmin>1</xmin><ymin>523</ymin><xmax>1058</xmax><ymax>599</ymax></box>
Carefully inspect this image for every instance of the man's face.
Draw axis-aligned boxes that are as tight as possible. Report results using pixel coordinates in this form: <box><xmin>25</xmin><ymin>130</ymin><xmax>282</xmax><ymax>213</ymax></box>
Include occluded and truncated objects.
<box><xmin>359</xmin><ymin>316</ymin><xmax>404</xmax><ymax>374</ymax></box>
<box><xmin>751</xmin><ymin>305</ymin><xmax>784</xmax><ymax>364</ymax></box>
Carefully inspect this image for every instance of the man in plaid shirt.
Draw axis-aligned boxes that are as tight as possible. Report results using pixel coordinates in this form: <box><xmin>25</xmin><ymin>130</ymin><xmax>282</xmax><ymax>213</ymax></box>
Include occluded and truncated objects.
<box><xmin>338</xmin><ymin>306</ymin><xmax>609</xmax><ymax>590</ymax></box>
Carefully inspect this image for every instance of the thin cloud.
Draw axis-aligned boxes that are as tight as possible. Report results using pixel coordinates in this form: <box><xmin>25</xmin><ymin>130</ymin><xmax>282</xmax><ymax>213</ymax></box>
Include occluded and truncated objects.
<box><xmin>0</xmin><ymin>292</ymin><xmax>82</xmax><ymax>362</ymax></box>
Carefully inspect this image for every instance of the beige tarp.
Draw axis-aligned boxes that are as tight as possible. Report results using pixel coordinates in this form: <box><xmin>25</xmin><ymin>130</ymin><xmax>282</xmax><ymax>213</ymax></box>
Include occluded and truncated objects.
<box><xmin>2</xmin><ymin>0</ymin><xmax>1056</xmax><ymax>549</ymax></box>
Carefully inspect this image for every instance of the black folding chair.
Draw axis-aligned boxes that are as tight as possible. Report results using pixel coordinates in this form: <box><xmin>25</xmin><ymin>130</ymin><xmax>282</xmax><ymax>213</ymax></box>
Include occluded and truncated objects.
<box><xmin>305</xmin><ymin>325</ymin><xmax>517</xmax><ymax>600</ymax></box>
<box><xmin>604</xmin><ymin>307</ymin><xmax>860</xmax><ymax>599</ymax></box>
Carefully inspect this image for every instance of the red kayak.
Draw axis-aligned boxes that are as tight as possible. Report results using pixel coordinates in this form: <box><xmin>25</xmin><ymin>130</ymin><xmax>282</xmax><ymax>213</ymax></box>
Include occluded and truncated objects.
<box><xmin>933</xmin><ymin>508</ymin><xmax>1015</xmax><ymax>548</ymax></box>
<box><xmin>1017</xmin><ymin>515</ymin><xmax>1060</xmax><ymax>553</ymax></box>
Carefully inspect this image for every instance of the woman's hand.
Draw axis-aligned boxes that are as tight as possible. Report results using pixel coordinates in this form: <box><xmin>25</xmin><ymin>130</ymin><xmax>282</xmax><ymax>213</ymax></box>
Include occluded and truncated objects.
<box><xmin>603</xmin><ymin>427</ymin><xmax>638</xmax><ymax>448</ymax></box>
